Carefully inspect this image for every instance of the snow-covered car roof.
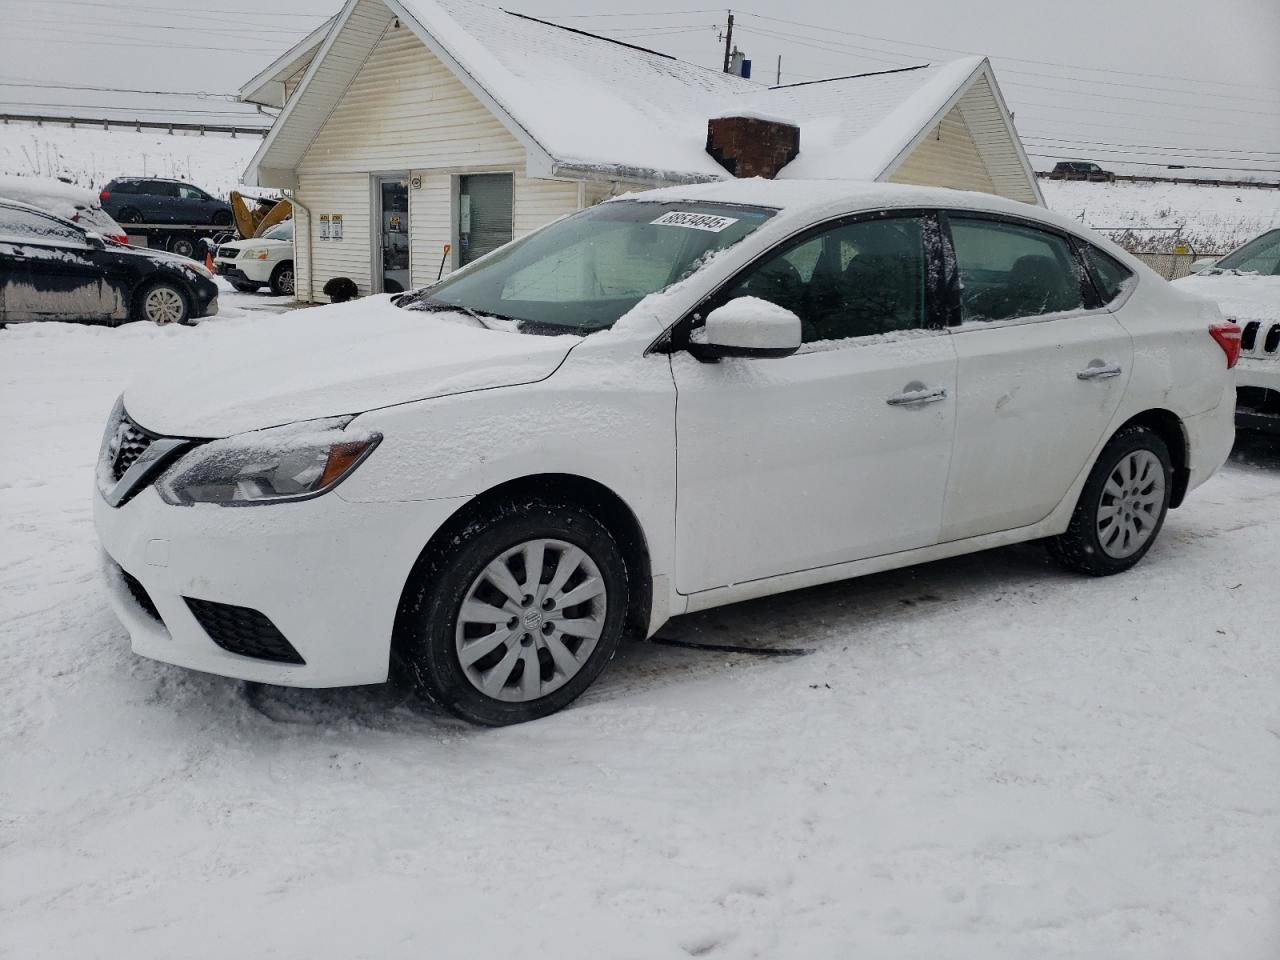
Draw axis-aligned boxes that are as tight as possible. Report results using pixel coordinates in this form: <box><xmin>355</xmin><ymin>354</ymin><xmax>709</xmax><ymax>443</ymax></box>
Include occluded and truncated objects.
<box><xmin>0</xmin><ymin>174</ymin><xmax>101</xmax><ymax>221</ymax></box>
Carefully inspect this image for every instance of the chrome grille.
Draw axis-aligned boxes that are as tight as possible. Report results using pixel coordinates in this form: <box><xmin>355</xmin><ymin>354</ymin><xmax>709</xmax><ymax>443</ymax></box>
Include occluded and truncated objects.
<box><xmin>111</xmin><ymin>419</ymin><xmax>153</xmax><ymax>481</ymax></box>
<box><xmin>1240</xmin><ymin>320</ymin><xmax>1280</xmax><ymax>359</ymax></box>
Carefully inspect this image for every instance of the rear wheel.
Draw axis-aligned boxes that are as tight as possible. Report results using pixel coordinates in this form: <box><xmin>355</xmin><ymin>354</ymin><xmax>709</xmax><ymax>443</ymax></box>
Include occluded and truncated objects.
<box><xmin>1047</xmin><ymin>424</ymin><xmax>1172</xmax><ymax>576</ymax></box>
<box><xmin>116</xmin><ymin>207</ymin><xmax>142</xmax><ymax>224</ymax></box>
<box><xmin>167</xmin><ymin>235</ymin><xmax>197</xmax><ymax>259</ymax></box>
<box><xmin>269</xmin><ymin>260</ymin><xmax>295</xmax><ymax>297</ymax></box>
<box><xmin>397</xmin><ymin>500</ymin><xmax>629</xmax><ymax>726</ymax></box>
<box><xmin>211</xmin><ymin>210</ymin><xmax>232</xmax><ymax>227</ymax></box>
<box><xmin>135</xmin><ymin>282</ymin><xmax>190</xmax><ymax>326</ymax></box>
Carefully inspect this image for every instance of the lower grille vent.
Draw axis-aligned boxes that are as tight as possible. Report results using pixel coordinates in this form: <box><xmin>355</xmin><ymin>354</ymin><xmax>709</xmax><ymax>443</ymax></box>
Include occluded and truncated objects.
<box><xmin>184</xmin><ymin>598</ymin><xmax>306</xmax><ymax>665</ymax></box>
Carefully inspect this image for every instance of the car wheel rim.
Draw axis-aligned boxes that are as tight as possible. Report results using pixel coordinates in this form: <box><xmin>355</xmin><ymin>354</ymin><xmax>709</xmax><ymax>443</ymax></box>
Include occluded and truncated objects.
<box><xmin>144</xmin><ymin>287</ymin><xmax>184</xmax><ymax>325</ymax></box>
<box><xmin>279</xmin><ymin>269</ymin><xmax>294</xmax><ymax>294</ymax></box>
<box><xmin>455</xmin><ymin>538</ymin><xmax>607</xmax><ymax>703</ymax></box>
<box><xmin>1096</xmin><ymin>449</ymin><xmax>1165</xmax><ymax>559</ymax></box>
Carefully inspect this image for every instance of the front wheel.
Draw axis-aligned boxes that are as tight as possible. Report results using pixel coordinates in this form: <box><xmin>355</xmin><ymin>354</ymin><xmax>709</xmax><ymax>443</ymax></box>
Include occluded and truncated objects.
<box><xmin>1047</xmin><ymin>424</ymin><xmax>1173</xmax><ymax>576</ymax></box>
<box><xmin>269</xmin><ymin>261</ymin><xmax>295</xmax><ymax>297</ymax></box>
<box><xmin>397</xmin><ymin>500</ymin><xmax>630</xmax><ymax>726</ymax></box>
<box><xmin>135</xmin><ymin>281</ymin><xmax>191</xmax><ymax>326</ymax></box>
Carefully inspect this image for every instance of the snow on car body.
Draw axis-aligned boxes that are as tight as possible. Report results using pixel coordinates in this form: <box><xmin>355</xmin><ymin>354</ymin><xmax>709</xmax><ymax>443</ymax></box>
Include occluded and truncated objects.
<box><xmin>0</xmin><ymin>173</ymin><xmax>129</xmax><ymax>243</ymax></box>
<box><xmin>1174</xmin><ymin>228</ymin><xmax>1280</xmax><ymax>433</ymax></box>
<box><xmin>93</xmin><ymin>180</ymin><xmax>1239</xmax><ymax>725</ymax></box>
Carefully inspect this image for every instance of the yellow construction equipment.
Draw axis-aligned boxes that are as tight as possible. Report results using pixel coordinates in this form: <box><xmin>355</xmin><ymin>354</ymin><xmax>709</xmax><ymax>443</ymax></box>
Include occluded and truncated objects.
<box><xmin>229</xmin><ymin>191</ymin><xmax>293</xmax><ymax>239</ymax></box>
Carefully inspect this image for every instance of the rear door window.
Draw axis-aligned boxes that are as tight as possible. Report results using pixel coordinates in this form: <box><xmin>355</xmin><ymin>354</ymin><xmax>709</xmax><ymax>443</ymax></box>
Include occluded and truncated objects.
<box><xmin>0</xmin><ymin>207</ymin><xmax>88</xmax><ymax>247</ymax></box>
<box><xmin>948</xmin><ymin>217</ymin><xmax>1087</xmax><ymax>322</ymax></box>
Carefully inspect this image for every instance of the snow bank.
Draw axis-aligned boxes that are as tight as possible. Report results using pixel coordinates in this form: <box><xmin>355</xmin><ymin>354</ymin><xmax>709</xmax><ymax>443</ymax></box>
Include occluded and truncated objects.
<box><xmin>1042</xmin><ymin>179</ymin><xmax>1280</xmax><ymax>254</ymax></box>
<box><xmin>0</xmin><ymin>122</ymin><xmax>263</xmax><ymax>198</ymax></box>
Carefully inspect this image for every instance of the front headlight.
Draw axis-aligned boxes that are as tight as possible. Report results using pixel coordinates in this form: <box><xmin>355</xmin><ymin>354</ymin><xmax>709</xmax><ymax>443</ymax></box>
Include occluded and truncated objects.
<box><xmin>245</xmin><ymin>248</ymin><xmax>270</xmax><ymax>260</ymax></box>
<box><xmin>183</xmin><ymin>260</ymin><xmax>213</xmax><ymax>280</ymax></box>
<box><xmin>156</xmin><ymin>418</ymin><xmax>381</xmax><ymax>506</ymax></box>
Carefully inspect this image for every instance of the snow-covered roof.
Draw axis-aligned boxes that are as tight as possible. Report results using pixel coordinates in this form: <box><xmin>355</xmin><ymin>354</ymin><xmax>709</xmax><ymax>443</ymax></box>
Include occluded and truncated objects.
<box><xmin>246</xmin><ymin>0</ymin><xmax>1038</xmax><ymax>202</ymax></box>
<box><xmin>0</xmin><ymin>174</ymin><xmax>100</xmax><ymax>220</ymax></box>
<box><xmin>239</xmin><ymin>17</ymin><xmax>338</xmax><ymax>109</ymax></box>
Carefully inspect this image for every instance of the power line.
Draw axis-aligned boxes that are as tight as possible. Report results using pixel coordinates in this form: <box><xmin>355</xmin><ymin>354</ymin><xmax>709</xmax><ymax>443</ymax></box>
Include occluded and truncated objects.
<box><xmin>735</xmin><ymin>10</ymin><xmax>1280</xmax><ymax>95</ymax></box>
<box><xmin>1021</xmin><ymin>135</ymin><xmax>1280</xmax><ymax>159</ymax></box>
<box><xmin>734</xmin><ymin>26</ymin><xmax>923</xmax><ymax>70</ymax></box>
<box><xmin>0</xmin><ymin>80</ymin><xmax>242</xmax><ymax>100</ymax></box>
<box><xmin>1001</xmin><ymin>77</ymin><xmax>1280</xmax><ymax>119</ymax></box>
<box><xmin>8</xmin><ymin>0</ymin><xmax>330</xmax><ymax>18</ymax></box>
<box><xmin>2</xmin><ymin>29</ymin><xmax>290</xmax><ymax>55</ymax></box>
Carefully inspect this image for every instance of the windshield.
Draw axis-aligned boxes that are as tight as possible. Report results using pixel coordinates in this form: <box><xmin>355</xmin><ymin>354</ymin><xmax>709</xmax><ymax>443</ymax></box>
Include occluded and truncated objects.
<box><xmin>1215</xmin><ymin>229</ymin><xmax>1280</xmax><ymax>275</ymax></box>
<box><xmin>262</xmin><ymin>221</ymin><xmax>293</xmax><ymax>242</ymax></box>
<box><xmin>399</xmin><ymin>200</ymin><xmax>775</xmax><ymax>333</ymax></box>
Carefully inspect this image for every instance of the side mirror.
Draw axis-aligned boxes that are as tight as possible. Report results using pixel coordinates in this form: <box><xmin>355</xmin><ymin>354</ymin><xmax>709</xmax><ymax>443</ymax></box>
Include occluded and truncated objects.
<box><xmin>85</xmin><ymin>232</ymin><xmax>106</xmax><ymax>250</ymax></box>
<box><xmin>1190</xmin><ymin>257</ymin><xmax>1218</xmax><ymax>274</ymax></box>
<box><xmin>692</xmin><ymin>296</ymin><xmax>801</xmax><ymax>360</ymax></box>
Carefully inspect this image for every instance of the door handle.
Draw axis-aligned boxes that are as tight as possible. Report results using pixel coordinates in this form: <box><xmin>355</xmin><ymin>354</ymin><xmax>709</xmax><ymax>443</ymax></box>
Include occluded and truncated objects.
<box><xmin>886</xmin><ymin>387</ymin><xmax>948</xmax><ymax>406</ymax></box>
<box><xmin>1076</xmin><ymin>363</ymin><xmax>1123</xmax><ymax>381</ymax></box>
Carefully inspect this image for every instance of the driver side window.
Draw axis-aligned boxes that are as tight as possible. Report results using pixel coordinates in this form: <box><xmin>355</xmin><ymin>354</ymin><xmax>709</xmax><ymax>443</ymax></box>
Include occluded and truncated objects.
<box><xmin>723</xmin><ymin>216</ymin><xmax>929</xmax><ymax>343</ymax></box>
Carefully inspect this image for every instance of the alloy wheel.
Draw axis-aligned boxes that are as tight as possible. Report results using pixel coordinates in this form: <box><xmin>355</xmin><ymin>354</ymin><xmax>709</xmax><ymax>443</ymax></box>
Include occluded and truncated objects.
<box><xmin>454</xmin><ymin>538</ymin><xmax>607</xmax><ymax>703</ymax></box>
<box><xmin>143</xmin><ymin>287</ymin><xmax>185</xmax><ymax>325</ymax></box>
<box><xmin>1096</xmin><ymin>449</ymin><xmax>1165</xmax><ymax>559</ymax></box>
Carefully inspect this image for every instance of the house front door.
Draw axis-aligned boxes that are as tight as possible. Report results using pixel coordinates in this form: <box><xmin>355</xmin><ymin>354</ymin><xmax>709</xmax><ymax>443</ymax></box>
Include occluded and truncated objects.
<box><xmin>375</xmin><ymin>175</ymin><xmax>411</xmax><ymax>294</ymax></box>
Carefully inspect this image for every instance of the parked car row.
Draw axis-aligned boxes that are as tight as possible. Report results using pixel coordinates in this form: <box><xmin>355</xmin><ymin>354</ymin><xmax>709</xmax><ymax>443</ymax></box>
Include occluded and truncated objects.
<box><xmin>93</xmin><ymin>180</ymin><xmax>1241</xmax><ymax>726</ymax></box>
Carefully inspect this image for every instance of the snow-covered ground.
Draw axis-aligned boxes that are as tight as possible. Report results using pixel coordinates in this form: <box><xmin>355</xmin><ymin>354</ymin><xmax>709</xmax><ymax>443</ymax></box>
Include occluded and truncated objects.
<box><xmin>1041</xmin><ymin>179</ymin><xmax>1280</xmax><ymax>254</ymax></box>
<box><xmin>2</xmin><ymin>290</ymin><xmax>1278</xmax><ymax>958</ymax></box>
<box><xmin>0</xmin><ymin>122</ymin><xmax>264</xmax><ymax>198</ymax></box>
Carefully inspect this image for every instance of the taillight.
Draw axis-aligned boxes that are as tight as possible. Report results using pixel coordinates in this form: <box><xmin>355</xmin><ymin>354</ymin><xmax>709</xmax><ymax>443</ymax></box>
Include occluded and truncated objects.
<box><xmin>111</xmin><ymin>233</ymin><xmax>130</xmax><ymax>244</ymax></box>
<box><xmin>99</xmin><ymin>190</ymin><xmax>110</xmax><ymax>201</ymax></box>
<box><xmin>1209</xmin><ymin>321</ymin><xmax>1242</xmax><ymax>369</ymax></box>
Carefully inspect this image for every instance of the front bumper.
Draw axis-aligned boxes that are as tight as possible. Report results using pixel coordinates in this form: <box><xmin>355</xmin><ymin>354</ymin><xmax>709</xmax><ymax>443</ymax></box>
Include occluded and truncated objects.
<box><xmin>215</xmin><ymin>258</ymin><xmax>273</xmax><ymax>284</ymax></box>
<box><xmin>1234</xmin><ymin>358</ymin><xmax>1279</xmax><ymax>433</ymax></box>
<box><xmin>94</xmin><ymin>484</ymin><xmax>469</xmax><ymax>687</ymax></box>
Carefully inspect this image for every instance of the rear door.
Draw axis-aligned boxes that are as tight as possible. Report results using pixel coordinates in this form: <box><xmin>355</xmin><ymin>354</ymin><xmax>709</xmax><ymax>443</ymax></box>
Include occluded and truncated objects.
<box><xmin>0</xmin><ymin>206</ymin><xmax>111</xmax><ymax>321</ymax></box>
<box><xmin>939</xmin><ymin>213</ymin><xmax>1133</xmax><ymax>541</ymax></box>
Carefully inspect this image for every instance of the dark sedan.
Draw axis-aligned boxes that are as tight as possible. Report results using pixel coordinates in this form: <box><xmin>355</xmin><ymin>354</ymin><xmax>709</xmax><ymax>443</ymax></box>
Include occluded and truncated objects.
<box><xmin>0</xmin><ymin>199</ymin><xmax>218</xmax><ymax>326</ymax></box>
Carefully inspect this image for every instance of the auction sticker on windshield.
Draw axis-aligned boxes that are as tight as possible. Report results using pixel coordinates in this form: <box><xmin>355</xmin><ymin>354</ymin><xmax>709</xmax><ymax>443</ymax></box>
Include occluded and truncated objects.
<box><xmin>651</xmin><ymin>211</ymin><xmax>740</xmax><ymax>232</ymax></box>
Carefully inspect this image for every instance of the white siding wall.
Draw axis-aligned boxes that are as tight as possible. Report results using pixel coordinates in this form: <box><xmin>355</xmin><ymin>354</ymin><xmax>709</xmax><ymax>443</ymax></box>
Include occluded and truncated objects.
<box><xmin>294</xmin><ymin>24</ymin><xmax>585</xmax><ymax>300</ymax></box>
<box><xmin>889</xmin><ymin>105</ymin><xmax>995</xmax><ymax>194</ymax></box>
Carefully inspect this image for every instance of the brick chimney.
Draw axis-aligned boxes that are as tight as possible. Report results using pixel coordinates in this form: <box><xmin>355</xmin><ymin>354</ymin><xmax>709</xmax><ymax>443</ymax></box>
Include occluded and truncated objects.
<box><xmin>706</xmin><ymin>115</ymin><xmax>800</xmax><ymax>179</ymax></box>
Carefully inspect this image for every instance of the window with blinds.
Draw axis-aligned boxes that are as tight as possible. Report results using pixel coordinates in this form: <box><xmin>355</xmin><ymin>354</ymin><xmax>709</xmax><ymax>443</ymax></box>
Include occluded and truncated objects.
<box><xmin>458</xmin><ymin>174</ymin><xmax>514</xmax><ymax>266</ymax></box>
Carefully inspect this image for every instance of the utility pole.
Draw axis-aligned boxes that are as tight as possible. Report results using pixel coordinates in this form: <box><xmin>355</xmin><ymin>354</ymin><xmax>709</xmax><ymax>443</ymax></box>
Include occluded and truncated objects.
<box><xmin>721</xmin><ymin>10</ymin><xmax>734</xmax><ymax>73</ymax></box>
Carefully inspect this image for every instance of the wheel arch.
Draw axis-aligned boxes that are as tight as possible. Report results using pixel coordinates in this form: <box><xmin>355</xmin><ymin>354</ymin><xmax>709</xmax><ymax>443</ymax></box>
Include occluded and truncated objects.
<box><xmin>131</xmin><ymin>273</ymin><xmax>193</xmax><ymax>323</ymax></box>
<box><xmin>391</xmin><ymin>472</ymin><xmax>654</xmax><ymax>662</ymax></box>
<box><xmin>1115</xmin><ymin>408</ymin><xmax>1190</xmax><ymax>508</ymax></box>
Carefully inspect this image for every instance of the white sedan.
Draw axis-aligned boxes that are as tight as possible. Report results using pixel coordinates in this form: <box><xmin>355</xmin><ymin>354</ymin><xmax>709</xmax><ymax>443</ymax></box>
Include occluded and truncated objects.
<box><xmin>94</xmin><ymin>181</ymin><xmax>1238</xmax><ymax>725</ymax></box>
<box><xmin>1175</xmin><ymin>228</ymin><xmax>1280</xmax><ymax>433</ymax></box>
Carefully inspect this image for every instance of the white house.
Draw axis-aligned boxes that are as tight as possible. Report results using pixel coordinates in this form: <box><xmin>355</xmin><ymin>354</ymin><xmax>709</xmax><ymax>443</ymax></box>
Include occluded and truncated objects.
<box><xmin>241</xmin><ymin>0</ymin><xmax>1042</xmax><ymax>302</ymax></box>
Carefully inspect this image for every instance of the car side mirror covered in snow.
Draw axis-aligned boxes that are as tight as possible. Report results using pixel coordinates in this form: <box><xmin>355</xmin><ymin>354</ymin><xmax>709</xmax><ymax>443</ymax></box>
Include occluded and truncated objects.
<box><xmin>1190</xmin><ymin>257</ymin><xmax>1219</xmax><ymax>274</ymax></box>
<box><xmin>85</xmin><ymin>232</ymin><xmax>106</xmax><ymax>250</ymax></box>
<box><xmin>693</xmin><ymin>296</ymin><xmax>801</xmax><ymax>360</ymax></box>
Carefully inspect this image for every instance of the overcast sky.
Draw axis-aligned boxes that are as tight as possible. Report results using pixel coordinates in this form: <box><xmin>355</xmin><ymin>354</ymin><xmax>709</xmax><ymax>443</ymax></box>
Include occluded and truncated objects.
<box><xmin>2</xmin><ymin>0</ymin><xmax>1278</xmax><ymax>179</ymax></box>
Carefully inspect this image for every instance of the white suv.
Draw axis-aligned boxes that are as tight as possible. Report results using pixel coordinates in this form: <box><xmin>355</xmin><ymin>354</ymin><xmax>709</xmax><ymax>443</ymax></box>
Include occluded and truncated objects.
<box><xmin>94</xmin><ymin>181</ymin><xmax>1238</xmax><ymax>725</ymax></box>
<box><xmin>214</xmin><ymin>220</ymin><xmax>294</xmax><ymax>296</ymax></box>
<box><xmin>1175</xmin><ymin>228</ymin><xmax>1280</xmax><ymax>433</ymax></box>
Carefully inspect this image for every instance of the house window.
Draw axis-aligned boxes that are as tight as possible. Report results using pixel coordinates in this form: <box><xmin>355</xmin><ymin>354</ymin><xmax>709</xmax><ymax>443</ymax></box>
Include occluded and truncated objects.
<box><xmin>458</xmin><ymin>174</ymin><xmax>513</xmax><ymax>266</ymax></box>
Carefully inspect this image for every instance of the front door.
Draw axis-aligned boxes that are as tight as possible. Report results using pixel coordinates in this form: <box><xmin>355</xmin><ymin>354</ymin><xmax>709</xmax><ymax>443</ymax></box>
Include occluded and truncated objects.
<box><xmin>376</xmin><ymin>175</ymin><xmax>411</xmax><ymax>294</ymax></box>
<box><xmin>673</xmin><ymin>214</ymin><xmax>958</xmax><ymax>595</ymax></box>
<box><xmin>939</xmin><ymin>214</ymin><xmax>1134</xmax><ymax>541</ymax></box>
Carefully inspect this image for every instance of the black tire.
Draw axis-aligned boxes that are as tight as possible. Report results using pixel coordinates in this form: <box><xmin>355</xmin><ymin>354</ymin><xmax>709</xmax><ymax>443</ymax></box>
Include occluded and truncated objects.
<box><xmin>269</xmin><ymin>260</ymin><xmax>295</xmax><ymax>297</ymax></box>
<box><xmin>167</xmin><ymin>235</ymin><xmax>197</xmax><ymax>259</ymax></box>
<box><xmin>396</xmin><ymin>499</ymin><xmax>630</xmax><ymax>726</ymax></box>
<box><xmin>211</xmin><ymin>210</ymin><xmax>232</xmax><ymax>227</ymax></box>
<box><xmin>133</xmin><ymin>281</ymin><xmax>191</xmax><ymax>326</ymax></box>
<box><xmin>116</xmin><ymin>207</ymin><xmax>142</xmax><ymax>224</ymax></box>
<box><xmin>230</xmin><ymin>280</ymin><xmax>261</xmax><ymax>293</ymax></box>
<box><xmin>1047</xmin><ymin>424</ymin><xmax>1173</xmax><ymax>577</ymax></box>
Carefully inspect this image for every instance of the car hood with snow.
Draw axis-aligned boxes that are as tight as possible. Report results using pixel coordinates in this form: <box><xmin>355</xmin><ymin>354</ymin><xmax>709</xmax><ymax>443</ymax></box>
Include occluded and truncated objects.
<box><xmin>122</xmin><ymin>296</ymin><xmax>577</xmax><ymax>437</ymax></box>
<box><xmin>1172</xmin><ymin>272</ymin><xmax>1280</xmax><ymax>325</ymax></box>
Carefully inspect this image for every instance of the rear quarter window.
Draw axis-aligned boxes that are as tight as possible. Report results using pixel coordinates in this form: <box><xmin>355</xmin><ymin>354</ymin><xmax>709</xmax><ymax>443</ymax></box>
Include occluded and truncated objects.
<box><xmin>1081</xmin><ymin>245</ymin><xmax>1135</xmax><ymax>304</ymax></box>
